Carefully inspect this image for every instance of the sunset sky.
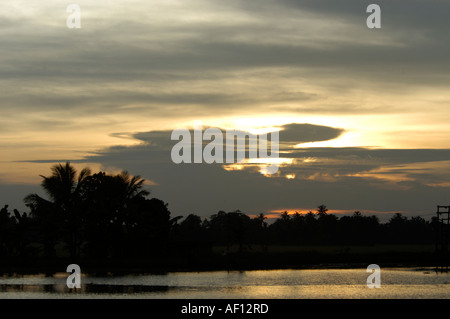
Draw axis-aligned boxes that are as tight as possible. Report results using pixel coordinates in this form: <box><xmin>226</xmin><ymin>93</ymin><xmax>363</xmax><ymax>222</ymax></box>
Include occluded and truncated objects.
<box><xmin>1</xmin><ymin>0</ymin><xmax>449</xmax><ymax>221</ymax></box>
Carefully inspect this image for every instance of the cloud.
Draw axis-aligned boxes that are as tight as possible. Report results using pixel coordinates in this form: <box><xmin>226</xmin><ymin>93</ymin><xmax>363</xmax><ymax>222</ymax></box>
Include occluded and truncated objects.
<box><xmin>22</xmin><ymin>122</ymin><xmax>444</xmax><ymax>218</ymax></box>
<box><xmin>1</xmin><ymin>0</ymin><xmax>450</xmax><ymax>220</ymax></box>
<box><xmin>280</xmin><ymin>123</ymin><xmax>345</xmax><ymax>144</ymax></box>
<box><xmin>1</xmin><ymin>0</ymin><xmax>449</xmax><ymax>146</ymax></box>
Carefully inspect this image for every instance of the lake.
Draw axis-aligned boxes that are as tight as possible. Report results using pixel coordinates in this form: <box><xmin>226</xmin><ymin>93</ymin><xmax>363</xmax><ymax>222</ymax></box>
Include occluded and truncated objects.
<box><xmin>0</xmin><ymin>268</ymin><xmax>449</xmax><ymax>299</ymax></box>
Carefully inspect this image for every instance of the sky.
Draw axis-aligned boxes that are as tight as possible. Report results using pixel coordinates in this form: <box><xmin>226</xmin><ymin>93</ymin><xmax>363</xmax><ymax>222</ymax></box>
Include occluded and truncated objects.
<box><xmin>1</xmin><ymin>0</ymin><xmax>449</xmax><ymax>222</ymax></box>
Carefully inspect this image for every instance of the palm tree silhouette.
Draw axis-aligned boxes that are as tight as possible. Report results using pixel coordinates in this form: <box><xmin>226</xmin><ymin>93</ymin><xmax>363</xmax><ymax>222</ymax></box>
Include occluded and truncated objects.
<box><xmin>116</xmin><ymin>171</ymin><xmax>149</xmax><ymax>200</ymax></box>
<box><xmin>24</xmin><ymin>162</ymin><xmax>91</xmax><ymax>258</ymax></box>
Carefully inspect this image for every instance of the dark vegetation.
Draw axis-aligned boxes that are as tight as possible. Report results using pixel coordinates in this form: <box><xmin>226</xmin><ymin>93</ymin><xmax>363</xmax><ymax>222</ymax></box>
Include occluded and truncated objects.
<box><xmin>0</xmin><ymin>163</ymin><xmax>444</xmax><ymax>274</ymax></box>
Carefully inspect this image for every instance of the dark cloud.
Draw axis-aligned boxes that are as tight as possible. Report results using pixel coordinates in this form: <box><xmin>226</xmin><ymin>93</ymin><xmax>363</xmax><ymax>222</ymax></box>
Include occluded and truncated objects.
<box><xmin>280</xmin><ymin>123</ymin><xmax>345</xmax><ymax>143</ymax></box>
<box><xmin>2</xmin><ymin>0</ymin><xmax>449</xmax><ymax>85</ymax></box>
<box><xmin>1</xmin><ymin>0</ymin><xmax>448</xmax><ymax>138</ymax></box>
<box><xmin>24</xmin><ymin>123</ymin><xmax>447</xmax><ymax>219</ymax></box>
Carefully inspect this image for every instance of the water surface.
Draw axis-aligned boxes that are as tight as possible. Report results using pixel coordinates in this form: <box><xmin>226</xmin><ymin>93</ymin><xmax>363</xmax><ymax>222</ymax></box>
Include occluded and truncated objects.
<box><xmin>1</xmin><ymin>268</ymin><xmax>449</xmax><ymax>299</ymax></box>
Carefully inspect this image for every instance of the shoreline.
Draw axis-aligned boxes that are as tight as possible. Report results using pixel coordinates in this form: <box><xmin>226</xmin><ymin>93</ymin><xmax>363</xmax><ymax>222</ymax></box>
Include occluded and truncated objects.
<box><xmin>1</xmin><ymin>263</ymin><xmax>445</xmax><ymax>276</ymax></box>
<box><xmin>1</xmin><ymin>253</ymin><xmax>447</xmax><ymax>275</ymax></box>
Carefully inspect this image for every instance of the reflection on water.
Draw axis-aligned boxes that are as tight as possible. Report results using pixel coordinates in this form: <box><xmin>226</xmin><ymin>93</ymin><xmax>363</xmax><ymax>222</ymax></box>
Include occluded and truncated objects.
<box><xmin>0</xmin><ymin>268</ymin><xmax>449</xmax><ymax>299</ymax></box>
<box><xmin>1</xmin><ymin>284</ymin><xmax>170</xmax><ymax>294</ymax></box>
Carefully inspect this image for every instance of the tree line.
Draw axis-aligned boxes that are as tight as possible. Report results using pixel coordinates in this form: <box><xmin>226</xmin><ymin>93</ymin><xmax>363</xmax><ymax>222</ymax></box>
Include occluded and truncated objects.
<box><xmin>0</xmin><ymin>163</ymin><xmax>439</xmax><ymax>261</ymax></box>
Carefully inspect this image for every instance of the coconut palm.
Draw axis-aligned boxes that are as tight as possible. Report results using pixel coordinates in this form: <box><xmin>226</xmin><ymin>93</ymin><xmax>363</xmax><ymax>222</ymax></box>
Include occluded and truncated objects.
<box><xmin>24</xmin><ymin>162</ymin><xmax>91</xmax><ymax>258</ymax></box>
<box><xmin>116</xmin><ymin>171</ymin><xmax>149</xmax><ymax>201</ymax></box>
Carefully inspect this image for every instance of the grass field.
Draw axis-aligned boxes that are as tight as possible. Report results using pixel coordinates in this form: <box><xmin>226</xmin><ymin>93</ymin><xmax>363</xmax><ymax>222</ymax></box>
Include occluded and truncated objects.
<box><xmin>1</xmin><ymin>243</ymin><xmax>443</xmax><ymax>274</ymax></box>
<box><xmin>212</xmin><ymin>244</ymin><xmax>436</xmax><ymax>255</ymax></box>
